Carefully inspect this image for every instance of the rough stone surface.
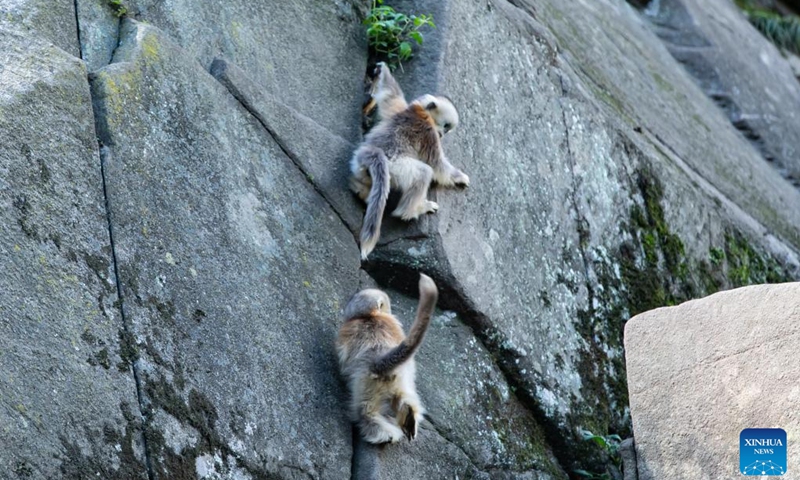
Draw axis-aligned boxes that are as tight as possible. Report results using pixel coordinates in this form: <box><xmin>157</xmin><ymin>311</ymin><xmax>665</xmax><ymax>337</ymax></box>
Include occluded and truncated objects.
<box><xmin>76</xmin><ymin>0</ymin><xmax>121</xmax><ymax>71</ymax></box>
<box><xmin>91</xmin><ymin>20</ymin><xmax>359</xmax><ymax>479</ymax></box>
<box><xmin>625</xmin><ymin>283</ymin><xmax>800</xmax><ymax>480</ymax></box>
<box><xmin>0</xmin><ymin>0</ymin><xmax>79</xmax><ymax>56</ymax></box>
<box><xmin>619</xmin><ymin>438</ymin><xmax>638</xmax><ymax>480</ymax></box>
<box><xmin>532</xmin><ymin>0</ymin><xmax>800</xmax><ymax>248</ymax></box>
<box><xmin>92</xmin><ymin>0</ymin><xmax>368</xmax><ymax>142</ymax></box>
<box><xmin>209</xmin><ymin>57</ymin><xmax>363</xmax><ymax>236</ymax></box>
<box><xmin>788</xmin><ymin>52</ymin><xmax>800</xmax><ymax>79</ymax></box>
<box><xmin>643</xmin><ymin>0</ymin><xmax>800</xmax><ymax>186</ymax></box>
<box><xmin>385</xmin><ymin>288</ymin><xmax>567</xmax><ymax>479</ymax></box>
<box><xmin>0</xmin><ymin>27</ymin><xmax>145</xmax><ymax>479</ymax></box>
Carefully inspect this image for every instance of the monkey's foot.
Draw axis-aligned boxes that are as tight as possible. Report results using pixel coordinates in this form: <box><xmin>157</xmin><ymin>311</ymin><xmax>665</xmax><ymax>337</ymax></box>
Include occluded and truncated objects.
<box><xmin>393</xmin><ymin>201</ymin><xmax>438</xmax><ymax>221</ymax></box>
<box><xmin>362</xmin><ymin>97</ymin><xmax>377</xmax><ymax>116</ymax></box>
<box><xmin>391</xmin><ymin>208</ymin><xmax>418</xmax><ymax>221</ymax></box>
<box><xmin>422</xmin><ymin>201</ymin><xmax>439</xmax><ymax>214</ymax></box>
<box><xmin>452</xmin><ymin>171</ymin><xmax>470</xmax><ymax>187</ymax></box>
<box><xmin>398</xmin><ymin>404</ymin><xmax>418</xmax><ymax>441</ymax></box>
<box><xmin>375</xmin><ymin>62</ymin><xmax>388</xmax><ymax>78</ymax></box>
<box><xmin>360</xmin><ymin>416</ymin><xmax>405</xmax><ymax>444</ymax></box>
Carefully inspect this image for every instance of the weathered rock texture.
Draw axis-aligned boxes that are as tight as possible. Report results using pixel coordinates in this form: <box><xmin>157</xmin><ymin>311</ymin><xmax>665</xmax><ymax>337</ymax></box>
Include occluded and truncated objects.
<box><xmin>0</xmin><ymin>27</ymin><xmax>145</xmax><ymax>478</ymax></box>
<box><xmin>0</xmin><ymin>0</ymin><xmax>79</xmax><ymax>56</ymax></box>
<box><xmin>1</xmin><ymin>0</ymin><xmax>800</xmax><ymax>478</ymax></box>
<box><xmin>642</xmin><ymin>0</ymin><xmax>800</xmax><ymax>185</ymax></box>
<box><xmin>91</xmin><ymin>20</ymin><xmax>360</xmax><ymax>479</ymax></box>
<box><xmin>625</xmin><ymin>283</ymin><xmax>800</xmax><ymax>480</ymax></box>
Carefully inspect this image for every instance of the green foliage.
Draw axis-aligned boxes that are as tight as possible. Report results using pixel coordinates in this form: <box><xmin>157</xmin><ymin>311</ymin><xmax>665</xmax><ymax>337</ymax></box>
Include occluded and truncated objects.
<box><xmin>574</xmin><ymin>430</ymin><xmax>623</xmax><ymax>480</ymax></box>
<box><xmin>735</xmin><ymin>1</ymin><xmax>800</xmax><ymax>54</ymax></box>
<box><xmin>709</xmin><ymin>247</ymin><xmax>725</xmax><ymax>266</ymax></box>
<box><xmin>363</xmin><ymin>0</ymin><xmax>435</xmax><ymax>70</ymax></box>
<box><xmin>108</xmin><ymin>0</ymin><xmax>128</xmax><ymax>17</ymax></box>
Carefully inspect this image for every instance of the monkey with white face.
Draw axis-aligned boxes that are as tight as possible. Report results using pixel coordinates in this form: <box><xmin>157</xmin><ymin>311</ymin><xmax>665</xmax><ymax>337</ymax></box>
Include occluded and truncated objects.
<box><xmin>351</xmin><ymin>63</ymin><xmax>469</xmax><ymax>260</ymax></box>
<box><xmin>336</xmin><ymin>274</ymin><xmax>438</xmax><ymax>444</ymax></box>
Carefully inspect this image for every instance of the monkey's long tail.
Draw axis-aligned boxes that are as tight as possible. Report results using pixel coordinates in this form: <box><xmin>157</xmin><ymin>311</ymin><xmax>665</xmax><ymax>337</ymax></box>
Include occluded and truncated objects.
<box><xmin>370</xmin><ymin>274</ymin><xmax>438</xmax><ymax>376</ymax></box>
<box><xmin>359</xmin><ymin>146</ymin><xmax>390</xmax><ymax>260</ymax></box>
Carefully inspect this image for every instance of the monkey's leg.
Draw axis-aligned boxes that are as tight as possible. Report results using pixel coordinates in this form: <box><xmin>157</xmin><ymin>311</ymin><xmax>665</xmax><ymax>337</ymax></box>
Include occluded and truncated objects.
<box><xmin>349</xmin><ymin>155</ymin><xmax>375</xmax><ymax>202</ymax></box>
<box><xmin>358</xmin><ymin>414</ymin><xmax>405</xmax><ymax>444</ymax></box>
<box><xmin>390</xmin><ymin>158</ymin><xmax>437</xmax><ymax>221</ymax></box>
<box><xmin>373</xmin><ymin>62</ymin><xmax>408</xmax><ymax>120</ymax></box>
<box><xmin>392</xmin><ymin>363</ymin><xmax>425</xmax><ymax>441</ymax></box>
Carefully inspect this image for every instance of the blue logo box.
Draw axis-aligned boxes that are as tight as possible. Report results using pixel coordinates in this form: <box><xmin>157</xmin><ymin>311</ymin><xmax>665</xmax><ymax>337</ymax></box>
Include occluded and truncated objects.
<box><xmin>740</xmin><ymin>428</ymin><xmax>787</xmax><ymax>476</ymax></box>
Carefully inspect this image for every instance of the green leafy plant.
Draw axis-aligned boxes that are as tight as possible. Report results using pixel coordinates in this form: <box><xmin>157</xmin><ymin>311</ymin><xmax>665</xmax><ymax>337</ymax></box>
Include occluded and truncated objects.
<box><xmin>364</xmin><ymin>0</ymin><xmax>435</xmax><ymax>70</ymax></box>
<box><xmin>735</xmin><ymin>1</ymin><xmax>800</xmax><ymax>55</ymax></box>
<box><xmin>574</xmin><ymin>430</ymin><xmax>623</xmax><ymax>480</ymax></box>
<box><xmin>108</xmin><ymin>0</ymin><xmax>128</xmax><ymax>17</ymax></box>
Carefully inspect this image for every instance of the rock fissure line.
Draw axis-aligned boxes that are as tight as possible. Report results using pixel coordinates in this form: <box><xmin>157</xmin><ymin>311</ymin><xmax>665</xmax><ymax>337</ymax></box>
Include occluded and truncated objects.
<box><xmin>558</xmin><ymin>77</ymin><xmax>595</xmax><ymax>293</ymax></box>
<box><xmin>96</xmin><ymin>145</ymin><xmax>155</xmax><ymax>480</ymax></box>
<box><xmin>72</xmin><ymin>0</ymin><xmax>83</xmax><ymax>60</ymax></box>
<box><xmin>84</xmin><ymin>15</ymin><xmax>155</xmax><ymax>478</ymax></box>
<box><xmin>210</xmin><ymin>65</ymin><xmax>359</xmax><ymax>248</ymax></box>
<box><xmin>363</xmin><ymin>258</ymin><xmax>572</xmax><ymax>472</ymax></box>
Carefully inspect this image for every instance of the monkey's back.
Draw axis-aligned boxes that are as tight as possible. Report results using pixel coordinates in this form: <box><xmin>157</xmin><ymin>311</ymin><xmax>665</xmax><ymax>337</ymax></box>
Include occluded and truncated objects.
<box><xmin>363</xmin><ymin>106</ymin><xmax>438</xmax><ymax>162</ymax></box>
<box><xmin>337</xmin><ymin>312</ymin><xmax>405</xmax><ymax>371</ymax></box>
<box><xmin>337</xmin><ymin>313</ymin><xmax>408</xmax><ymax>420</ymax></box>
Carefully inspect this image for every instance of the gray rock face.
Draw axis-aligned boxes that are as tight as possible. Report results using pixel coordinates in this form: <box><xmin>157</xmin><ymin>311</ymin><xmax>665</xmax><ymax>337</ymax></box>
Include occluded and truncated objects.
<box><xmin>0</xmin><ymin>27</ymin><xmax>145</xmax><ymax>478</ymax></box>
<box><xmin>0</xmin><ymin>0</ymin><xmax>79</xmax><ymax>56</ymax></box>
<box><xmin>643</xmin><ymin>0</ymin><xmax>800</xmax><ymax>186</ymax></box>
<box><xmin>91</xmin><ymin>20</ymin><xmax>360</xmax><ymax>478</ymax></box>
<box><xmin>84</xmin><ymin>0</ymin><xmax>368</xmax><ymax>142</ymax></box>
<box><xmin>625</xmin><ymin>283</ymin><xmax>800</xmax><ymax>479</ymax></box>
<box><xmin>75</xmin><ymin>0</ymin><xmax>121</xmax><ymax>71</ymax></box>
<box><xmin>384</xmin><ymin>289</ymin><xmax>566</xmax><ymax>478</ymax></box>
<box><xmin>209</xmin><ymin>57</ymin><xmax>364</xmax><ymax>236</ymax></box>
<box><xmin>2</xmin><ymin>0</ymin><xmax>800</xmax><ymax>477</ymax></box>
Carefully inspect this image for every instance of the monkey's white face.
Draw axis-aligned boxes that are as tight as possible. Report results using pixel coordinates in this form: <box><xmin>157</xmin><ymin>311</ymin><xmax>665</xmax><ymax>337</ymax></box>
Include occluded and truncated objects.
<box><xmin>416</xmin><ymin>94</ymin><xmax>459</xmax><ymax>138</ymax></box>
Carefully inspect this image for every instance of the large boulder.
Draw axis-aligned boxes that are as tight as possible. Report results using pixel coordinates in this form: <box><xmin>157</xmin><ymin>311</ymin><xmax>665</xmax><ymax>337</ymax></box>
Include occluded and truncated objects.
<box><xmin>625</xmin><ymin>283</ymin><xmax>800</xmax><ymax>479</ymax></box>
<box><xmin>0</xmin><ymin>27</ymin><xmax>146</xmax><ymax>478</ymax></box>
<box><xmin>91</xmin><ymin>20</ymin><xmax>361</xmax><ymax>478</ymax></box>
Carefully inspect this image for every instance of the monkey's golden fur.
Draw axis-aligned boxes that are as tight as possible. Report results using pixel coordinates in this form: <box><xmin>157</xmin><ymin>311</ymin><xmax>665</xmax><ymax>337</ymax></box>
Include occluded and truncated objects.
<box><xmin>336</xmin><ymin>274</ymin><xmax>438</xmax><ymax>444</ymax></box>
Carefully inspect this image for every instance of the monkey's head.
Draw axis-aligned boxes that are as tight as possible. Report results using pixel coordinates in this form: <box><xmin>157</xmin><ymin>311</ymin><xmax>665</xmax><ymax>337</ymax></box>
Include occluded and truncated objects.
<box><xmin>344</xmin><ymin>289</ymin><xmax>392</xmax><ymax>319</ymax></box>
<box><xmin>415</xmin><ymin>94</ymin><xmax>459</xmax><ymax>138</ymax></box>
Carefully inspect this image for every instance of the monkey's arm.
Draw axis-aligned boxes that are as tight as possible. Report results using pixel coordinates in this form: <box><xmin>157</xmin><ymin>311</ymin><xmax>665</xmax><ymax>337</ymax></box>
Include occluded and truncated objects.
<box><xmin>372</xmin><ymin>63</ymin><xmax>408</xmax><ymax>121</ymax></box>
<box><xmin>370</xmin><ymin>274</ymin><xmax>438</xmax><ymax>376</ymax></box>
<box><xmin>420</xmin><ymin>131</ymin><xmax>470</xmax><ymax>188</ymax></box>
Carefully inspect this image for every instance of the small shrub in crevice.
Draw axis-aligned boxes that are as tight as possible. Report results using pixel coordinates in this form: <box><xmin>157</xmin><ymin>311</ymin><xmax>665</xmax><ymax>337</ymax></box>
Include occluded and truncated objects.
<box><xmin>108</xmin><ymin>0</ymin><xmax>128</xmax><ymax>17</ymax></box>
<box><xmin>363</xmin><ymin>0</ymin><xmax>434</xmax><ymax>70</ymax></box>
<box><xmin>574</xmin><ymin>430</ymin><xmax>623</xmax><ymax>480</ymax></box>
<box><xmin>736</xmin><ymin>0</ymin><xmax>800</xmax><ymax>54</ymax></box>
